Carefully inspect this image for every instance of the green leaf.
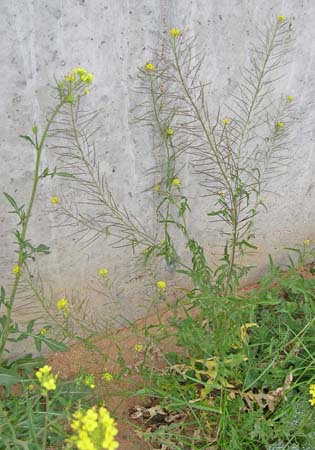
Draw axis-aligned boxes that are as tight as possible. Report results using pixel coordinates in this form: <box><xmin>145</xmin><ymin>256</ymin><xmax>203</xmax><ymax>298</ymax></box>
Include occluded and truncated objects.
<box><xmin>34</xmin><ymin>244</ymin><xmax>50</xmax><ymax>254</ymax></box>
<box><xmin>237</xmin><ymin>240</ymin><xmax>258</xmax><ymax>250</ymax></box>
<box><xmin>177</xmin><ymin>269</ymin><xmax>193</xmax><ymax>277</ymax></box>
<box><xmin>3</xmin><ymin>192</ymin><xmax>19</xmax><ymax>213</ymax></box>
<box><xmin>55</xmin><ymin>171</ymin><xmax>75</xmax><ymax>178</ymax></box>
<box><xmin>34</xmin><ymin>336</ymin><xmax>68</xmax><ymax>352</ymax></box>
<box><xmin>19</xmin><ymin>135</ymin><xmax>35</xmax><ymax>146</ymax></box>
<box><xmin>26</xmin><ymin>320</ymin><xmax>35</xmax><ymax>333</ymax></box>
<box><xmin>0</xmin><ymin>286</ymin><xmax>5</xmax><ymax>306</ymax></box>
<box><xmin>207</xmin><ymin>210</ymin><xmax>225</xmax><ymax>217</ymax></box>
<box><xmin>0</xmin><ymin>368</ymin><xmax>21</xmax><ymax>387</ymax></box>
<box><xmin>40</xmin><ymin>167</ymin><xmax>49</xmax><ymax>178</ymax></box>
<box><xmin>9</xmin><ymin>354</ymin><xmax>44</xmax><ymax>374</ymax></box>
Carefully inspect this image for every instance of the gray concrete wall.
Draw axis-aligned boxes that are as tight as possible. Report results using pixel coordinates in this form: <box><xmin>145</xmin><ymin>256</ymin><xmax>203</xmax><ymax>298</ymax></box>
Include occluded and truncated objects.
<box><xmin>1</xmin><ymin>0</ymin><xmax>315</xmax><ymax>338</ymax></box>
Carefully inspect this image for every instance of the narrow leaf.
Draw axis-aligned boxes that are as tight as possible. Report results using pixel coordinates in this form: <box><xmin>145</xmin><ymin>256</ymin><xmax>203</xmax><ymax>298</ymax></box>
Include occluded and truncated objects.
<box><xmin>19</xmin><ymin>135</ymin><xmax>35</xmax><ymax>146</ymax></box>
<box><xmin>0</xmin><ymin>368</ymin><xmax>21</xmax><ymax>386</ymax></box>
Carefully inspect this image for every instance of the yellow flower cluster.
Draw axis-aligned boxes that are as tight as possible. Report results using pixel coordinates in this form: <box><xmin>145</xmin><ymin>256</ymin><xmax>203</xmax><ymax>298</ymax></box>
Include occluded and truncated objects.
<box><xmin>287</xmin><ymin>95</ymin><xmax>294</xmax><ymax>103</ymax></box>
<box><xmin>166</xmin><ymin>127</ymin><xmax>174</xmax><ymax>136</ymax></box>
<box><xmin>145</xmin><ymin>63</ymin><xmax>155</xmax><ymax>71</ymax></box>
<box><xmin>57</xmin><ymin>297</ymin><xmax>68</xmax><ymax>310</ymax></box>
<box><xmin>35</xmin><ymin>365</ymin><xmax>58</xmax><ymax>392</ymax></box>
<box><xmin>51</xmin><ymin>196</ymin><xmax>59</xmax><ymax>204</ymax></box>
<box><xmin>277</xmin><ymin>15</ymin><xmax>286</xmax><ymax>22</ymax></box>
<box><xmin>84</xmin><ymin>374</ymin><xmax>96</xmax><ymax>389</ymax></box>
<box><xmin>156</xmin><ymin>280</ymin><xmax>166</xmax><ymax>291</ymax></box>
<box><xmin>134</xmin><ymin>344</ymin><xmax>143</xmax><ymax>352</ymax></box>
<box><xmin>68</xmin><ymin>406</ymin><xmax>119</xmax><ymax>450</ymax></box>
<box><xmin>304</xmin><ymin>239</ymin><xmax>310</xmax><ymax>246</ymax></box>
<box><xmin>99</xmin><ymin>268</ymin><xmax>109</xmax><ymax>277</ymax></box>
<box><xmin>222</xmin><ymin>118</ymin><xmax>229</xmax><ymax>126</ymax></box>
<box><xmin>65</xmin><ymin>67</ymin><xmax>94</xmax><ymax>85</ymax></box>
<box><xmin>170</xmin><ymin>28</ymin><xmax>181</xmax><ymax>37</ymax></box>
<box><xmin>12</xmin><ymin>265</ymin><xmax>21</xmax><ymax>274</ymax></box>
<box><xmin>276</xmin><ymin>121</ymin><xmax>284</xmax><ymax>128</ymax></box>
<box><xmin>310</xmin><ymin>384</ymin><xmax>315</xmax><ymax>406</ymax></box>
<box><xmin>103</xmin><ymin>372</ymin><xmax>113</xmax><ymax>382</ymax></box>
<box><xmin>172</xmin><ymin>178</ymin><xmax>180</xmax><ymax>187</ymax></box>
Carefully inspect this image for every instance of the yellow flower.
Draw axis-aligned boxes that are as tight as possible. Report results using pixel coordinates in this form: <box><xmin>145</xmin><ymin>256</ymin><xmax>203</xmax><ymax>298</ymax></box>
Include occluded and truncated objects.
<box><xmin>40</xmin><ymin>327</ymin><xmax>47</xmax><ymax>336</ymax></box>
<box><xmin>276</xmin><ymin>121</ymin><xmax>284</xmax><ymax>128</ymax></box>
<box><xmin>65</xmin><ymin>73</ymin><xmax>75</xmax><ymax>82</ymax></box>
<box><xmin>277</xmin><ymin>15</ymin><xmax>286</xmax><ymax>22</ymax></box>
<box><xmin>309</xmin><ymin>397</ymin><xmax>315</xmax><ymax>406</ymax></box>
<box><xmin>72</xmin><ymin>67</ymin><xmax>88</xmax><ymax>76</ymax></box>
<box><xmin>304</xmin><ymin>239</ymin><xmax>310</xmax><ymax>246</ymax></box>
<box><xmin>310</xmin><ymin>384</ymin><xmax>315</xmax><ymax>396</ymax></box>
<box><xmin>50</xmin><ymin>196</ymin><xmax>59</xmax><ymax>204</ymax></box>
<box><xmin>287</xmin><ymin>95</ymin><xmax>294</xmax><ymax>103</ymax></box>
<box><xmin>145</xmin><ymin>63</ymin><xmax>155</xmax><ymax>71</ymax></box>
<box><xmin>57</xmin><ymin>297</ymin><xmax>68</xmax><ymax>310</ymax></box>
<box><xmin>12</xmin><ymin>265</ymin><xmax>21</xmax><ymax>274</ymax></box>
<box><xmin>172</xmin><ymin>178</ymin><xmax>180</xmax><ymax>187</ymax></box>
<box><xmin>166</xmin><ymin>127</ymin><xmax>174</xmax><ymax>136</ymax></box>
<box><xmin>81</xmin><ymin>73</ymin><xmax>94</xmax><ymax>84</ymax></box>
<box><xmin>68</xmin><ymin>406</ymin><xmax>118</xmax><ymax>450</ymax></box>
<box><xmin>85</xmin><ymin>87</ymin><xmax>90</xmax><ymax>95</ymax></box>
<box><xmin>35</xmin><ymin>365</ymin><xmax>58</xmax><ymax>392</ymax></box>
<box><xmin>170</xmin><ymin>28</ymin><xmax>181</xmax><ymax>37</ymax></box>
<box><xmin>134</xmin><ymin>344</ymin><xmax>143</xmax><ymax>352</ymax></box>
<box><xmin>222</xmin><ymin>118</ymin><xmax>229</xmax><ymax>126</ymax></box>
<box><xmin>84</xmin><ymin>374</ymin><xmax>96</xmax><ymax>389</ymax></box>
<box><xmin>156</xmin><ymin>280</ymin><xmax>166</xmax><ymax>291</ymax></box>
<box><xmin>102</xmin><ymin>372</ymin><xmax>113</xmax><ymax>382</ymax></box>
<box><xmin>99</xmin><ymin>268</ymin><xmax>108</xmax><ymax>277</ymax></box>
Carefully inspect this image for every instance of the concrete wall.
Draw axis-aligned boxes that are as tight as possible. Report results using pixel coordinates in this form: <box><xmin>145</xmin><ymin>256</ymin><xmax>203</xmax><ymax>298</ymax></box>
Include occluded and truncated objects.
<box><xmin>1</xmin><ymin>0</ymin><xmax>315</xmax><ymax>336</ymax></box>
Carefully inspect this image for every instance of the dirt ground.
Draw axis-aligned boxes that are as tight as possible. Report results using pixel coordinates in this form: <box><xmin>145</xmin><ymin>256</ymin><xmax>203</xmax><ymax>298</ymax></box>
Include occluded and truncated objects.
<box><xmin>47</xmin><ymin>307</ymin><xmax>177</xmax><ymax>450</ymax></box>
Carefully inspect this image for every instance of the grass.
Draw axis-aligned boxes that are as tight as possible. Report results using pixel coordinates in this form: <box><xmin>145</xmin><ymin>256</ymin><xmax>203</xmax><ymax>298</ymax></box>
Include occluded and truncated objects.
<box><xmin>124</xmin><ymin>261</ymin><xmax>315</xmax><ymax>449</ymax></box>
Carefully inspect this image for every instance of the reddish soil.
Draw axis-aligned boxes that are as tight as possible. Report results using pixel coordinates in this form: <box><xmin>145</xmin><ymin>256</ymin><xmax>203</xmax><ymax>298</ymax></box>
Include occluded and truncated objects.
<box><xmin>47</xmin><ymin>308</ymin><xmax>176</xmax><ymax>450</ymax></box>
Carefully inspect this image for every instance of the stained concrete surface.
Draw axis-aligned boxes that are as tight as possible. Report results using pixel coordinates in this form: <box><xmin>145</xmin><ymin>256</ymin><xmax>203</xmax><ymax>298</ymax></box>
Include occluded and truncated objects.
<box><xmin>1</xmin><ymin>1</ymin><xmax>315</xmax><ymax>348</ymax></box>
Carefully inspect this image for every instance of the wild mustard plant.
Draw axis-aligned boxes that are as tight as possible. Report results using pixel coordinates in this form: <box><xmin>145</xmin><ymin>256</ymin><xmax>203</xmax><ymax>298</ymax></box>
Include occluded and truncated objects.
<box><xmin>0</xmin><ymin>67</ymin><xmax>96</xmax><ymax>364</ymax></box>
<box><xmin>286</xmin><ymin>239</ymin><xmax>315</xmax><ymax>268</ymax></box>
<box><xmin>137</xmin><ymin>16</ymin><xmax>293</xmax><ymax>294</ymax></box>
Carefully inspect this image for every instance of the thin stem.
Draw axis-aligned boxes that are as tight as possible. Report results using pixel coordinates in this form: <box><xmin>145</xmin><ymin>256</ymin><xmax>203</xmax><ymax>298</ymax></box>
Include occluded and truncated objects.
<box><xmin>224</xmin><ymin>22</ymin><xmax>280</xmax><ymax>295</ymax></box>
<box><xmin>149</xmin><ymin>75</ymin><xmax>174</xmax><ymax>245</ymax></box>
<box><xmin>41</xmin><ymin>393</ymin><xmax>49</xmax><ymax>450</ymax></box>
<box><xmin>0</xmin><ymin>103</ymin><xmax>63</xmax><ymax>362</ymax></box>
<box><xmin>69</xmin><ymin>105</ymin><xmax>155</xmax><ymax>247</ymax></box>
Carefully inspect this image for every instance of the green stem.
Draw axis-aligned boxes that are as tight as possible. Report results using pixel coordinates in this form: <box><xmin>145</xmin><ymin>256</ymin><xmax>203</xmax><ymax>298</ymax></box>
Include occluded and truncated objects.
<box><xmin>149</xmin><ymin>76</ymin><xmax>174</xmax><ymax>243</ymax></box>
<box><xmin>149</xmin><ymin>73</ymin><xmax>191</xmax><ymax>269</ymax></box>
<box><xmin>0</xmin><ymin>103</ymin><xmax>63</xmax><ymax>362</ymax></box>
<box><xmin>172</xmin><ymin>39</ymin><xmax>237</xmax><ymax>293</ymax></box>
<box><xmin>42</xmin><ymin>393</ymin><xmax>49</xmax><ymax>450</ymax></box>
<box><xmin>224</xmin><ymin>22</ymin><xmax>280</xmax><ymax>294</ymax></box>
<box><xmin>224</xmin><ymin>200</ymin><xmax>238</xmax><ymax>296</ymax></box>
